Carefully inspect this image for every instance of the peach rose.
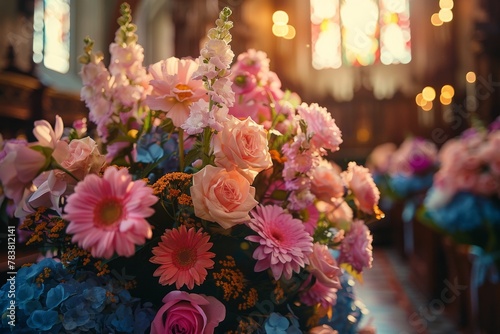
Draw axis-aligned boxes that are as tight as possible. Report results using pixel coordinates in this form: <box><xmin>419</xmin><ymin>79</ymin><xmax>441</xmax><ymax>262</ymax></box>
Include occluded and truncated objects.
<box><xmin>213</xmin><ymin>115</ymin><xmax>272</xmax><ymax>182</ymax></box>
<box><xmin>310</xmin><ymin>160</ymin><xmax>345</xmax><ymax>203</ymax></box>
<box><xmin>190</xmin><ymin>165</ymin><xmax>258</xmax><ymax>229</ymax></box>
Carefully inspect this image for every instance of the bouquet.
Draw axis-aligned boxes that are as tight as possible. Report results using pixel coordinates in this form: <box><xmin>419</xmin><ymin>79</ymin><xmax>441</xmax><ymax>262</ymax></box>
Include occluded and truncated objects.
<box><xmin>422</xmin><ymin>118</ymin><xmax>500</xmax><ymax>253</ymax></box>
<box><xmin>0</xmin><ymin>4</ymin><xmax>382</xmax><ymax>333</ymax></box>
<box><xmin>386</xmin><ymin>136</ymin><xmax>438</xmax><ymax>200</ymax></box>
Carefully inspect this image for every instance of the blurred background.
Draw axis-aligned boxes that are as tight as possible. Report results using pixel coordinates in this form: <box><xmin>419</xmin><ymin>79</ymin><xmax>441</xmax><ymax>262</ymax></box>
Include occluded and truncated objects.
<box><xmin>1</xmin><ymin>0</ymin><xmax>499</xmax><ymax>333</ymax></box>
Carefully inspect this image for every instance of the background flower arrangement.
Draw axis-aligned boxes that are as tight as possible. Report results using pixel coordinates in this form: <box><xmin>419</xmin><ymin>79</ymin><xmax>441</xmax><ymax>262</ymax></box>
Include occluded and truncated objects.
<box><xmin>422</xmin><ymin>117</ymin><xmax>500</xmax><ymax>256</ymax></box>
<box><xmin>0</xmin><ymin>4</ymin><xmax>382</xmax><ymax>333</ymax></box>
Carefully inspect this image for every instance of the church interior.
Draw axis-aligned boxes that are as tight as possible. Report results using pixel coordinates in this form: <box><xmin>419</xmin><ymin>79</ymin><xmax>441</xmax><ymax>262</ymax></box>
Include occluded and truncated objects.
<box><xmin>1</xmin><ymin>0</ymin><xmax>500</xmax><ymax>333</ymax></box>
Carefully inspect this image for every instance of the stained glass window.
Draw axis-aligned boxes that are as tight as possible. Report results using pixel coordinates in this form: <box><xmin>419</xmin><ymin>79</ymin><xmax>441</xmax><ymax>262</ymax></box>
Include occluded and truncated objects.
<box><xmin>311</xmin><ymin>0</ymin><xmax>411</xmax><ymax>69</ymax></box>
<box><xmin>33</xmin><ymin>0</ymin><xmax>71</xmax><ymax>73</ymax></box>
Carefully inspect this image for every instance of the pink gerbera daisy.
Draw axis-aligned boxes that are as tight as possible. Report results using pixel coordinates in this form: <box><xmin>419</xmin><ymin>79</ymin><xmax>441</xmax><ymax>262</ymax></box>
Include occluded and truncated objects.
<box><xmin>64</xmin><ymin>166</ymin><xmax>158</xmax><ymax>259</ymax></box>
<box><xmin>246</xmin><ymin>205</ymin><xmax>313</xmax><ymax>280</ymax></box>
<box><xmin>150</xmin><ymin>225</ymin><xmax>216</xmax><ymax>290</ymax></box>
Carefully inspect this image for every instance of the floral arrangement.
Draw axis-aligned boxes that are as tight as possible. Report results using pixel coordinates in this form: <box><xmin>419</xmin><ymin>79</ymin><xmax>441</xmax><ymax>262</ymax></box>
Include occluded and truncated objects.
<box><xmin>0</xmin><ymin>4</ymin><xmax>382</xmax><ymax>333</ymax></box>
<box><xmin>385</xmin><ymin>136</ymin><xmax>438</xmax><ymax>199</ymax></box>
<box><xmin>422</xmin><ymin>118</ymin><xmax>500</xmax><ymax>253</ymax></box>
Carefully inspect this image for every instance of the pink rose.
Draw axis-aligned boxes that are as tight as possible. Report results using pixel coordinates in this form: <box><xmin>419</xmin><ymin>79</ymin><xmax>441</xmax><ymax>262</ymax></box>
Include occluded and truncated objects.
<box><xmin>213</xmin><ymin>115</ymin><xmax>272</xmax><ymax>182</ymax></box>
<box><xmin>308</xmin><ymin>243</ymin><xmax>342</xmax><ymax>289</ymax></box>
<box><xmin>151</xmin><ymin>291</ymin><xmax>225</xmax><ymax>334</ymax></box>
<box><xmin>190</xmin><ymin>165</ymin><xmax>258</xmax><ymax>229</ymax></box>
<box><xmin>342</xmin><ymin>162</ymin><xmax>380</xmax><ymax>214</ymax></box>
<box><xmin>309</xmin><ymin>325</ymin><xmax>338</xmax><ymax>334</ymax></box>
<box><xmin>28</xmin><ymin>137</ymin><xmax>105</xmax><ymax>212</ymax></box>
<box><xmin>310</xmin><ymin>160</ymin><xmax>345</xmax><ymax>203</ymax></box>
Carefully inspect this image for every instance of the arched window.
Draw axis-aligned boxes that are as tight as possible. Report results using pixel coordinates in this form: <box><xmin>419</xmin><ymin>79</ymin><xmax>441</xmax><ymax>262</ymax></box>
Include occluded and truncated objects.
<box><xmin>310</xmin><ymin>0</ymin><xmax>411</xmax><ymax>69</ymax></box>
<box><xmin>33</xmin><ymin>0</ymin><xmax>71</xmax><ymax>73</ymax></box>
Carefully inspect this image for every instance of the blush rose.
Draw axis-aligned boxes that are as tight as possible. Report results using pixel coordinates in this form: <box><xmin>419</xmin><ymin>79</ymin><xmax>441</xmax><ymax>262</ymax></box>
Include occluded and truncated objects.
<box><xmin>151</xmin><ymin>291</ymin><xmax>225</xmax><ymax>334</ymax></box>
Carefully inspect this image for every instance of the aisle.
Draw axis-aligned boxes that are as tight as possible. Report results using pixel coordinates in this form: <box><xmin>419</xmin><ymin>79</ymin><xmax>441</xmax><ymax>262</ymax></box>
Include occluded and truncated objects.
<box><xmin>355</xmin><ymin>247</ymin><xmax>461</xmax><ymax>334</ymax></box>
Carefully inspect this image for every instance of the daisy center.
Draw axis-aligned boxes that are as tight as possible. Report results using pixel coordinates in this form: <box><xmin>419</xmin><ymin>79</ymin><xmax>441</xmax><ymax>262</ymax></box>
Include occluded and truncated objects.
<box><xmin>95</xmin><ymin>199</ymin><xmax>124</xmax><ymax>227</ymax></box>
<box><xmin>271</xmin><ymin>230</ymin><xmax>284</xmax><ymax>243</ymax></box>
<box><xmin>173</xmin><ymin>248</ymin><xmax>197</xmax><ymax>270</ymax></box>
<box><xmin>174</xmin><ymin>84</ymin><xmax>193</xmax><ymax>100</ymax></box>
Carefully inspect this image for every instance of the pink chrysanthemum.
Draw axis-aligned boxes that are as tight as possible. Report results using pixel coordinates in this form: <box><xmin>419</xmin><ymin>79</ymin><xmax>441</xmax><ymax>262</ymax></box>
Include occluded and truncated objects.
<box><xmin>246</xmin><ymin>205</ymin><xmax>313</xmax><ymax>280</ymax></box>
<box><xmin>338</xmin><ymin>220</ymin><xmax>373</xmax><ymax>273</ymax></box>
<box><xmin>64</xmin><ymin>166</ymin><xmax>158</xmax><ymax>259</ymax></box>
<box><xmin>300</xmin><ymin>280</ymin><xmax>338</xmax><ymax>309</ymax></box>
<box><xmin>150</xmin><ymin>225</ymin><xmax>215</xmax><ymax>290</ymax></box>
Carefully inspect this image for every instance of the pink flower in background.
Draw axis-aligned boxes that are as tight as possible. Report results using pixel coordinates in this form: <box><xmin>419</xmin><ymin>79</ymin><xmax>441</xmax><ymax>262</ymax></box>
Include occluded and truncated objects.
<box><xmin>310</xmin><ymin>160</ymin><xmax>345</xmax><ymax>203</ymax></box>
<box><xmin>64</xmin><ymin>166</ymin><xmax>157</xmax><ymax>259</ymax></box>
<box><xmin>0</xmin><ymin>141</ymin><xmax>47</xmax><ymax>205</ymax></box>
<box><xmin>389</xmin><ymin>137</ymin><xmax>437</xmax><ymax>175</ymax></box>
<box><xmin>338</xmin><ymin>220</ymin><xmax>373</xmax><ymax>273</ymax></box>
<box><xmin>213</xmin><ymin>115</ymin><xmax>272</xmax><ymax>181</ymax></box>
<box><xmin>297</xmin><ymin>102</ymin><xmax>343</xmax><ymax>153</ymax></box>
<box><xmin>190</xmin><ymin>165</ymin><xmax>258</xmax><ymax>229</ymax></box>
<box><xmin>145</xmin><ymin>57</ymin><xmax>206</xmax><ymax>127</ymax></box>
<box><xmin>246</xmin><ymin>205</ymin><xmax>313</xmax><ymax>280</ymax></box>
<box><xmin>308</xmin><ymin>243</ymin><xmax>342</xmax><ymax>289</ymax></box>
<box><xmin>150</xmin><ymin>225</ymin><xmax>215</xmax><ymax>289</ymax></box>
<box><xmin>151</xmin><ymin>291</ymin><xmax>225</xmax><ymax>334</ymax></box>
<box><xmin>366</xmin><ymin>142</ymin><xmax>397</xmax><ymax>174</ymax></box>
<box><xmin>342</xmin><ymin>162</ymin><xmax>380</xmax><ymax>214</ymax></box>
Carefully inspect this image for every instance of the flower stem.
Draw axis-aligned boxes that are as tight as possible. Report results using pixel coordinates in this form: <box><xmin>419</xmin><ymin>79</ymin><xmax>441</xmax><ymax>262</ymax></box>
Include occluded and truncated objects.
<box><xmin>178</xmin><ymin>128</ymin><xmax>185</xmax><ymax>171</ymax></box>
<box><xmin>201</xmin><ymin>127</ymin><xmax>213</xmax><ymax>167</ymax></box>
<box><xmin>50</xmin><ymin>159</ymin><xmax>80</xmax><ymax>182</ymax></box>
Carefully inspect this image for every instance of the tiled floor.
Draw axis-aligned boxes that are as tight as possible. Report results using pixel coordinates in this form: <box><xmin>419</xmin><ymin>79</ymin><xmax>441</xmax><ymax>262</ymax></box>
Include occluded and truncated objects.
<box><xmin>355</xmin><ymin>247</ymin><xmax>462</xmax><ymax>334</ymax></box>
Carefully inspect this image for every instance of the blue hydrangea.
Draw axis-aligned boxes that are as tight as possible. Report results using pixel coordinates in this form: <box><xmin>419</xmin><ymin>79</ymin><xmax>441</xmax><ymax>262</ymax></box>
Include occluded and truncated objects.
<box><xmin>263</xmin><ymin>312</ymin><xmax>302</xmax><ymax>334</ymax></box>
<box><xmin>0</xmin><ymin>258</ymin><xmax>155</xmax><ymax>333</ymax></box>
<box><xmin>425</xmin><ymin>191</ymin><xmax>496</xmax><ymax>233</ymax></box>
<box><xmin>389</xmin><ymin>173</ymin><xmax>434</xmax><ymax>198</ymax></box>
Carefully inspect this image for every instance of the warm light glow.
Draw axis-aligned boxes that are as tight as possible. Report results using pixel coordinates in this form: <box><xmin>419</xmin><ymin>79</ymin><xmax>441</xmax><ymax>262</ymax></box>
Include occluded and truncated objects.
<box><xmin>415</xmin><ymin>93</ymin><xmax>426</xmax><ymax>107</ymax></box>
<box><xmin>272</xmin><ymin>24</ymin><xmax>289</xmax><ymax>37</ymax></box>
<box><xmin>356</xmin><ymin>127</ymin><xmax>371</xmax><ymax>142</ymax></box>
<box><xmin>422</xmin><ymin>100</ymin><xmax>433</xmax><ymax>111</ymax></box>
<box><xmin>440</xmin><ymin>94</ymin><xmax>452</xmax><ymax>105</ymax></box>
<box><xmin>439</xmin><ymin>0</ymin><xmax>454</xmax><ymax>10</ymax></box>
<box><xmin>422</xmin><ymin>86</ymin><xmax>436</xmax><ymax>101</ymax></box>
<box><xmin>441</xmin><ymin>85</ymin><xmax>455</xmax><ymax>99</ymax></box>
<box><xmin>33</xmin><ymin>0</ymin><xmax>71</xmax><ymax>73</ymax></box>
<box><xmin>272</xmin><ymin>10</ymin><xmax>289</xmax><ymax>25</ymax></box>
<box><xmin>431</xmin><ymin>13</ymin><xmax>443</xmax><ymax>26</ymax></box>
<box><xmin>283</xmin><ymin>25</ymin><xmax>296</xmax><ymax>40</ymax></box>
<box><xmin>311</xmin><ymin>0</ymin><xmax>337</xmax><ymax>21</ymax></box>
<box><xmin>438</xmin><ymin>8</ymin><xmax>453</xmax><ymax>23</ymax></box>
<box><xmin>341</xmin><ymin>0</ymin><xmax>379</xmax><ymax>66</ymax></box>
<box><xmin>466</xmin><ymin>71</ymin><xmax>476</xmax><ymax>83</ymax></box>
